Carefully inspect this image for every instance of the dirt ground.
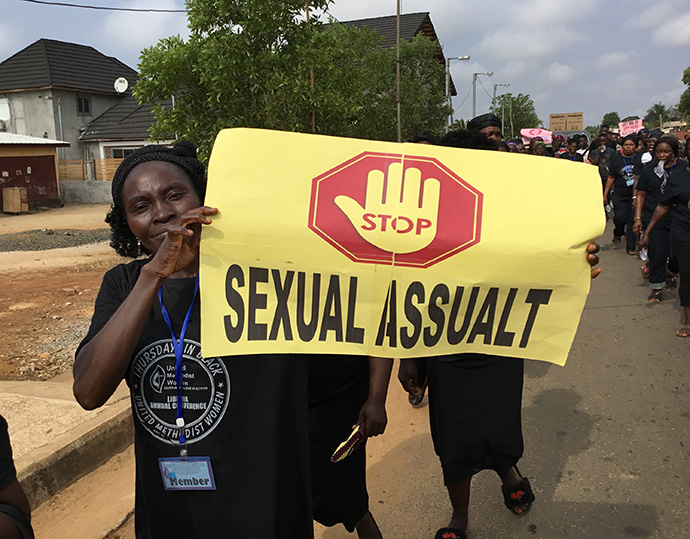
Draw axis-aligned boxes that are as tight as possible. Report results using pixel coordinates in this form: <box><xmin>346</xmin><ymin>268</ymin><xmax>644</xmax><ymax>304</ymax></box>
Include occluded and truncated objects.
<box><xmin>0</xmin><ymin>205</ymin><xmax>121</xmax><ymax>380</ymax></box>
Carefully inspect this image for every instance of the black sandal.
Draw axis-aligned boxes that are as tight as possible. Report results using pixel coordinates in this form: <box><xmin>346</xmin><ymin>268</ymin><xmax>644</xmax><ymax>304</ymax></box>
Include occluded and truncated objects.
<box><xmin>666</xmin><ymin>274</ymin><xmax>678</xmax><ymax>292</ymax></box>
<box><xmin>501</xmin><ymin>472</ymin><xmax>535</xmax><ymax>516</ymax></box>
<box><xmin>648</xmin><ymin>289</ymin><xmax>663</xmax><ymax>303</ymax></box>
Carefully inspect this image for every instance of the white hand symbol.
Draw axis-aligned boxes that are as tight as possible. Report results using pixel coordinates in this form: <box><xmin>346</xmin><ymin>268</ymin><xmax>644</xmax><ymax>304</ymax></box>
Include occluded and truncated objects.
<box><xmin>335</xmin><ymin>162</ymin><xmax>440</xmax><ymax>254</ymax></box>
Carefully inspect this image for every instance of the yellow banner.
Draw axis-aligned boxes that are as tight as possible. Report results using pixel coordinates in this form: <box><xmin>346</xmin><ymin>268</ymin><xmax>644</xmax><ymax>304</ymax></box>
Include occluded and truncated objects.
<box><xmin>200</xmin><ymin>128</ymin><xmax>604</xmax><ymax>365</ymax></box>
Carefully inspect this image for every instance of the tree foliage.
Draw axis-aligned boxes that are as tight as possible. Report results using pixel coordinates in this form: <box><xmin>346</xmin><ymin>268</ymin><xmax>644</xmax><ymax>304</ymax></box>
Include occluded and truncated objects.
<box><xmin>678</xmin><ymin>65</ymin><xmax>690</xmax><ymax>127</ymax></box>
<box><xmin>134</xmin><ymin>0</ymin><xmax>450</xmax><ymax>160</ymax></box>
<box><xmin>601</xmin><ymin>112</ymin><xmax>620</xmax><ymax>128</ymax></box>
<box><xmin>622</xmin><ymin>115</ymin><xmax>640</xmax><ymax>122</ymax></box>
<box><xmin>644</xmin><ymin>102</ymin><xmax>678</xmax><ymax>129</ymax></box>
<box><xmin>584</xmin><ymin>125</ymin><xmax>599</xmax><ymax>137</ymax></box>
<box><xmin>489</xmin><ymin>93</ymin><xmax>541</xmax><ymax>139</ymax></box>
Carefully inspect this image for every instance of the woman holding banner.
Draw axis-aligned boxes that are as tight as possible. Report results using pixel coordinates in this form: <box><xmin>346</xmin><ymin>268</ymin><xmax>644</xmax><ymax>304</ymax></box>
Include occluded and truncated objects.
<box><xmin>398</xmin><ymin>129</ymin><xmax>601</xmax><ymax>539</ymax></box>
<box><xmin>73</xmin><ymin>142</ymin><xmax>314</xmax><ymax>538</ymax></box>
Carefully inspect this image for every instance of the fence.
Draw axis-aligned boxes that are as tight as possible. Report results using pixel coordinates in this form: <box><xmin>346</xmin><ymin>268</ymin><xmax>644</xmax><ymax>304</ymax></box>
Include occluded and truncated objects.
<box><xmin>94</xmin><ymin>158</ymin><xmax>123</xmax><ymax>181</ymax></box>
<box><xmin>57</xmin><ymin>159</ymin><xmax>86</xmax><ymax>181</ymax></box>
<box><xmin>57</xmin><ymin>158</ymin><xmax>123</xmax><ymax>182</ymax></box>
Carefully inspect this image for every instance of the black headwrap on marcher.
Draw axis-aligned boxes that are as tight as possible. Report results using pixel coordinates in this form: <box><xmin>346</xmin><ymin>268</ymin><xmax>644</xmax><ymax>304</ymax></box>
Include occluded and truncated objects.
<box><xmin>106</xmin><ymin>140</ymin><xmax>207</xmax><ymax>258</ymax></box>
<box><xmin>467</xmin><ymin>113</ymin><xmax>502</xmax><ymax>133</ymax></box>
<box><xmin>622</xmin><ymin>134</ymin><xmax>638</xmax><ymax>146</ymax></box>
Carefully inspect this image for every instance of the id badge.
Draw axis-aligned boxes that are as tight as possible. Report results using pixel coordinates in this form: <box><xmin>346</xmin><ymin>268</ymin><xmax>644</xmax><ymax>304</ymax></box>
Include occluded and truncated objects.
<box><xmin>625</xmin><ymin>177</ymin><xmax>634</xmax><ymax>187</ymax></box>
<box><xmin>159</xmin><ymin>457</ymin><xmax>216</xmax><ymax>491</ymax></box>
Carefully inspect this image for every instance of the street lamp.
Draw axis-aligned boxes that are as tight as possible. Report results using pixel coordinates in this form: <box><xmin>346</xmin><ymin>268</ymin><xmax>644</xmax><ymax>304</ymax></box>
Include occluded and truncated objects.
<box><xmin>445</xmin><ymin>55</ymin><xmax>470</xmax><ymax>130</ymax></box>
<box><xmin>493</xmin><ymin>83</ymin><xmax>510</xmax><ymax>133</ymax></box>
<box><xmin>472</xmin><ymin>71</ymin><xmax>493</xmax><ymax>118</ymax></box>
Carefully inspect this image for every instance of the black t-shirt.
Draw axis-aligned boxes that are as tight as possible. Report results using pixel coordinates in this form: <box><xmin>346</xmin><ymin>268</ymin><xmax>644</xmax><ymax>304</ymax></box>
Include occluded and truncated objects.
<box><xmin>559</xmin><ymin>152</ymin><xmax>584</xmax><ymax>163</ymax></box>
<box><xmin>637</xmin><ymin>159</ymin><xmax>672</xmax><ymax>225</ymax></box>
<box><xmin>659</xmin><ymin>162</ymin><xmax>690</xmax><ymax>242</ymax></box>
<box><xmin>78</xmin><ymin>260</ymin><xmax>313</xmax><ymax>539</ymax></box>
<box><xmin>609</xmin><ymin>151</ymin><xmax>643</xmax><ymax>195</ymax></box>
<box><xmin>0</xmin><ymin>415</ymin><xmax>16</xmax><ymax>491</ymax></box>
<box><xmin>589</xmin><ymin>146</ymin><xmax>616</xmax><ymax>179</ymax></box>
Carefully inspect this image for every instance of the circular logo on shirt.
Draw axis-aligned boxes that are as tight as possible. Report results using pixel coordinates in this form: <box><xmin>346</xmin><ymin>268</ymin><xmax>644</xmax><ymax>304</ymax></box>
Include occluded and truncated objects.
<box><xmin>131</xmin><ymin>339</ymin><xmax>230</xmax><ymax>445</ymax></box>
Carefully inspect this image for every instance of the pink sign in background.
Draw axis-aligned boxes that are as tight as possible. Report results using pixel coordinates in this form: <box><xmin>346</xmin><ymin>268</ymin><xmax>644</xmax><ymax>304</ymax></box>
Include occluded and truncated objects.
<box><xmin>520</xmin><ymin>128</ymin><xmax>553</xmax><ymax>145</ymax></box>
<box><xmin>619</xmin><ymin>119</ymin><xmax>644</xmax><ymax>137</ymax></box>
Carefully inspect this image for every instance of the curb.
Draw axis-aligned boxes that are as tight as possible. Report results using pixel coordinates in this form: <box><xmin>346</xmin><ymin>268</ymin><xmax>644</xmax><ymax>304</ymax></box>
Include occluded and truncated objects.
<box><xmin>17</xmin><ymin>402</ymin><xmax>134</xmax><ymax>509</ymax></box>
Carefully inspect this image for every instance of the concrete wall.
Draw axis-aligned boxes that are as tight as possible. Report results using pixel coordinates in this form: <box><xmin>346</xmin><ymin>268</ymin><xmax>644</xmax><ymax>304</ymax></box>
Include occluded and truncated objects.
<box><xmin>3</xmin><ymin>89</ymin><xmax>126</xmax><ymax>160</ymax></box>
<box><xmin>60</xmin><ymin>180</ymin><xmax>112</xmax><ymax>204</ymax></box>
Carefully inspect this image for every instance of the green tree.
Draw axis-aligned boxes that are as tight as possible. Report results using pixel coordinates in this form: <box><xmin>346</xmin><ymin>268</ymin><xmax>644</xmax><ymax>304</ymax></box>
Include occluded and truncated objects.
<box><xmin>622</xmin><ymin>115</ymin><xmax>640</xmax><ymax>122</ymax></box>
<box><xmin>449</xmin><ymin>118</ymin><xmax>466</xmax><ymax>131</ymax></box>
<box><xmin>644</xmin><ymin>102</ymin><xmax>678</xmax><ymax>129</ymax></box>
<box><xmin>134</xmin><ymin>0</ymin><xmax>450</xmax><ymax>160</ymax></box>
<box><xmin>677</xmin><ymin>66</ymin><xmax>690</xmax><ymax>127</ymax></box>
<box><xmin>489</xmin><ymin>93</ymin><xmax>541</xmax><ymax>139</ymax></box>
<box><xmin>584</xmin><ymin>125</ymin><xmax>599</xmax><ymax>138</ymax></box>
<box><xmin>601</xmin><ymin>112</ymin><xmax>620</xmax><ymax>128</ymax></box>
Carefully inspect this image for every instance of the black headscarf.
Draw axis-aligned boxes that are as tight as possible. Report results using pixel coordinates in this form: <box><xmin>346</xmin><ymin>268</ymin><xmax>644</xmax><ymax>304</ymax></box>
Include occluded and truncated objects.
<box><xmin>467</xmin><ymin>113</ymin><xmax>502</xmax><ymax>133</ymax></box>
<box><xmin>111</xmin><ymin>140</ymin><xmax>206</xmax><ymax>206</ymax></box>
<box><xmin>106</xmin><ymin>140</ymin><xmax>207</xmax><ymax>258</ymax></box>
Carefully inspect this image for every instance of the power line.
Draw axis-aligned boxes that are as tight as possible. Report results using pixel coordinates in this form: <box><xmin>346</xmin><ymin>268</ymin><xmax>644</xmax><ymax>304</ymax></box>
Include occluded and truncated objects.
<box><xmin>477</xmin><ymin>77</ymin><xmax>493</xmax><ymax>101</ymax></box>
<box><xmin>18</xmin><ymin>0</ymin><xmax>187</xmax><ymax>13</ymax></box>
<box><xmin>455</xmin><ymin>84</ymin><xmax>473</xmax><ymax>110</ymax></box>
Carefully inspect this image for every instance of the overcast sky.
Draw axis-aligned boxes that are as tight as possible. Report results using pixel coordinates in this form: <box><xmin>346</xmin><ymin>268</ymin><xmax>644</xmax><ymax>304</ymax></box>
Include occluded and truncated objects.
<box><xmin>2</xmin><ymin>0</ymin><xmax>689</xmax><ymax>129</ymax></box>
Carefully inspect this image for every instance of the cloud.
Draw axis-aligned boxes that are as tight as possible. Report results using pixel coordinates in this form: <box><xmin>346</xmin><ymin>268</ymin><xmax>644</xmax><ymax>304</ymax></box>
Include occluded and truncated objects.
<box><xmin>512</xmin><ymin>0</ymin><xmax>597</xmax><ymax>27</ymax></box>
<box><xmin>0</xmin><ymin>21</ymin><xmax>23</xmax><ymax>61</ymax></box>
<box><xmin>102</xmin><ymin>0</ymin><xmax>189</xmax><ymax>65</ymax></box>
<box><xmin>628</xmin><ymin>0</ymin><xmax>679</xmax><ymax>29</ymax></box>
<box><xmin>595</xmin><ymin>52</ymin><xmax>631</xmax><ymax>69</ymax></box>
<box><xmin>547</xmin><ymin>62</ymin><xmax>575</xmax><ymax>83</ymax></box>
<box><xmin>649</xmin><ymin>86</ymin><xmax>686</xmax><ymax>107</ymax></box>
<box><xmin>651</xmin><ymin>14</ymin><xmax>690</xmax><ymax>47</ymax></box>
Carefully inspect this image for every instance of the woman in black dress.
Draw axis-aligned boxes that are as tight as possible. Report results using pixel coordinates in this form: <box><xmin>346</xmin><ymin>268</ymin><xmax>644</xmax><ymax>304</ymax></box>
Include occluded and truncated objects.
<box><xmin>73</xmin><ymin>142</ymin><xmax>314</xmax><ymax>538</ymax></box>
<box><xmin>398</xmin><ymin>129</ymin><xmax>601</xmax><ymax>539</ymax></box>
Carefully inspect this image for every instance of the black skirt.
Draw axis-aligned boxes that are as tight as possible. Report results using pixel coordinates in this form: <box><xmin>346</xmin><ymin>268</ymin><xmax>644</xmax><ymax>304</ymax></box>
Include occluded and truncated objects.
<box><xmin>308</xmin><ymin>356</ymin><xmax>370</xmax><ymax>532</ymax></box>
<box><xmin>427</xmin><ymin>354</ymin><xmax>524</xmax><ymax>485</ymax></box>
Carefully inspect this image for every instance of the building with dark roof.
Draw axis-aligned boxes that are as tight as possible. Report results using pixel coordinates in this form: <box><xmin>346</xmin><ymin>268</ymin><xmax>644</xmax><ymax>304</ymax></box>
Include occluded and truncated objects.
<box><xmin>339</xmin><ymin>12</ymin><xmax>456</xmax><ymax>95</ymax></box>
<box><xmin>0</xmin><ymin>39</ymin><xmax>137</xmax><ymax>159</ymax></box>
<box><xmin>79</xmin><ymin>95</ymin><xmax>173</xmax><ymax>160</ymax></box>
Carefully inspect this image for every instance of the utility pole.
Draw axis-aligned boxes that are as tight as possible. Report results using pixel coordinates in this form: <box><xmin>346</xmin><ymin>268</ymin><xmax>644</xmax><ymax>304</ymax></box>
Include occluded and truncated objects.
<box><xmin>306</xmin><ymin>0</ymin><xmax>315</xmax><ymax>133</ymax></box>
<box><xmin>396</xmin><ymin>0</ymin><xmax>401</xmax><ymax>142</ymax></box>
<box><xmin>492</xmin><ymin>83</ymin><xmax>509</xmax><ymax>114</ymax></box>
<box><xmin>445</xmin><ymin>55</ymin><xmax>470</xmax><ymax>131</ymax></box>
<box><xmin>472</xmin><ymin>72</ymin><xmax>493</xmax><ymax>118</ymax></box>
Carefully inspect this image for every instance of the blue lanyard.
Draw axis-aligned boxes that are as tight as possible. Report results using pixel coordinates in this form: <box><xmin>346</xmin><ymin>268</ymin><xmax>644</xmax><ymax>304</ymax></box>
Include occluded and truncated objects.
<box><xmin>158</xmin><ymin>277</ymin><xmax>199</xmax><ymax>449</ymax></box>
<box><xmin>622</xmin><ymin>154</ymin><xmax>633</xmax><ymax>175</ymax></box>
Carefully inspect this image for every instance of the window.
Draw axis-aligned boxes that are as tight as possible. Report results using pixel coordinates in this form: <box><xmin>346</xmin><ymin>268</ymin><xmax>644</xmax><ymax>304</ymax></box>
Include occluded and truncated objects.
<box><xmin>76</xmin><ymin>96</ymin><xmax>92</xmax><ymax>116</ymax></box>
<box><xmin>111</xmin><ymin>148</ymin><xmax>137</xmax><ymax>159</ymax></box>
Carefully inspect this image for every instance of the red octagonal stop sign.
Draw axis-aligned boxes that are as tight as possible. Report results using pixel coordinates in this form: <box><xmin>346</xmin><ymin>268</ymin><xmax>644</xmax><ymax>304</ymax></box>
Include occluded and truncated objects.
<box><xmin>308</xmin><ymin>152</ymin><xmax>483</xmax><ymax>268</ymax></box>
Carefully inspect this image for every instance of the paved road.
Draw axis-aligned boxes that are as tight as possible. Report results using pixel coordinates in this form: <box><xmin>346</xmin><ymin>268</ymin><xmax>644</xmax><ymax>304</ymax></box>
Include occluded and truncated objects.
<box><xmin>31</xmin><ymin>221</ymin><xmax>690</xmax><ymax>539</ymax></box>
<box><xmin>319</xmin><ymin>222</ymin><xmax>690</xmax><ymax>538</ymax></box>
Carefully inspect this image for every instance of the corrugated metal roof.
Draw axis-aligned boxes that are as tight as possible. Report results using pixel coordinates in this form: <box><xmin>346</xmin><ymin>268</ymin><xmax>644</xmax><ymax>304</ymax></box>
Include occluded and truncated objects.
<box><xmin>0</xmin><ymin>132</ymin><xmax>69</xmax><ymax>146</ymax></box>
<box><xmin>0</xmin><ymin>39</ymin><xmax>138</xmax><ymax>94</ymax></box>
<box><xmin>79</xmin><ymin>95</ymin><xmax>171</xmax><ymax>141</ymax></box>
